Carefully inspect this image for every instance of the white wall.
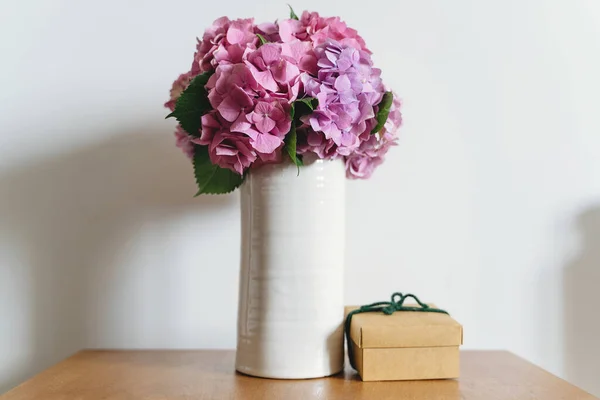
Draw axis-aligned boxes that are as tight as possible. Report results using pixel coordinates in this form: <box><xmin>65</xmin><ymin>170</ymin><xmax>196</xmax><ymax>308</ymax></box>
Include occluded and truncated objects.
<box><xmin>1</xmin><ymin>0</ymin><xmax>599</xmax><ymax>395</ymax></box>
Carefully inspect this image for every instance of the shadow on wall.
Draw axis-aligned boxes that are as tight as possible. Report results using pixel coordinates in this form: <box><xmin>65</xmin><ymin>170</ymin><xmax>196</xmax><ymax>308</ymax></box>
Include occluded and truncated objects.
<box><xmin>0</xmin><ymin>128</ymin><xmax>232</xmax><ymax>393</ymax></box>
<box><xmin>564</xmin><ymin>206</ymin><xmax>600</xmax><ymax>397</ymax></box>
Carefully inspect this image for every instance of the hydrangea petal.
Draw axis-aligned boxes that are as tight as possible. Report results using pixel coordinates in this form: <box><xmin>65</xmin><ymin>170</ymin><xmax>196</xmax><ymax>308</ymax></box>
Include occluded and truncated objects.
<box><xmin>250</xmin><ymin>69</ymin><xmax>279</xmax><ymax>92</ymax></box>
<box><xmin>251</xmin><ymin>133</ymin><xmax>283</xmax><ymax>153</ymax></box>
<box><xmin>217</xmin><ymin>96</ymin><xmax>243</xmax><ymax>122</ymax></box>
<box><xmin>255</xmin><ymin>116</ymin><xmax>277</xmax><ymax>134</ymax></box>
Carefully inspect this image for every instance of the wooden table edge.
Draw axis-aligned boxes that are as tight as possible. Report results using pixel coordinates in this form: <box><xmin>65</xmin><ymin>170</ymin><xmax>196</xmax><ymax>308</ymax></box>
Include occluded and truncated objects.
<box><xmin>1</xmin><ymin>349</ymin><xmax>596</xmax><ymax>400</ymax></box>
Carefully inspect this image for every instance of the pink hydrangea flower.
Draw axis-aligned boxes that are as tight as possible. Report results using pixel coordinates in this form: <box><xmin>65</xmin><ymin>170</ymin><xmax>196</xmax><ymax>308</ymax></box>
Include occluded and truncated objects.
<box><xmin>245</xmin><ymin>43</ymin><xmax>300</xmax><ymax>99</ymax></box>
<box><xmin>191</xmin><ymin>17</ymin><xmax>231</xmax><ymax>74</ymax></box>
<box><xmin>195</xmin><ymin>112</ymin><xmax>224</xmax><ymax>146</ymax></box>
<box><xmin>193</xmin><ymin>112</ymin><xmax>257</xmax><ymax>175</ymax></box>
<box><xmin>174</xmin><ymin>125</ymin><xmax>195</xmax><ymax>159</ymax></box>
<box><xmin>204</xmin><ymin>61</ymin><xmax>292</xmax><ymax>160</ymax></box>
<box><xmin>231</xmin><ymin>100</ymin><xmax>292</xmax><ymax>154</ymax></box>
<box><xmin>226</xmin><ymin>18</ymin><xmax>256</xmax><ymax>45</ymax></box>
<box><xmin>256</xmin><ymin>22</ymin><xmax>280</xmax><ymax>43</ymax></box>
<box><xmin>311</xmin><ymin>15</ymin><xmax>369</xmax><ymax>52</ymax></box>
<box><xmin>166</xmin><ymin>10</ymin><xmax>401</xmax><ymax>181</ymax></box>
<box><xmin>191</xmin><ymin>17</ymin><xmax>258</xmax><ymax>74</ymax></box>
<box><xmin>206</xmin><ymin>64</ymin><xmax>258</xmax><ymax>122</ymax></box>
<box><xmin>252</xmin><ymin>143</ymin><xmax>284</xmax><ymax>167</ymax></box>
<box><xmin>206</xmin><ymin>130</ymin><xmax>256</xmax><ymax>175</ymax></box>
<box><xmin>281</xmin><ymin>40</ymin><xmax>317</xmax><ymax>75</ymax></box>
<box><xmin>278</xmin><ymin>11</ymin><xmax>370</xmax><ymax>53</ymax></box>
<box><xmin>165</xmin><ymin>72</ymin><xmax>193</xmax><ymax>111</ymax></box>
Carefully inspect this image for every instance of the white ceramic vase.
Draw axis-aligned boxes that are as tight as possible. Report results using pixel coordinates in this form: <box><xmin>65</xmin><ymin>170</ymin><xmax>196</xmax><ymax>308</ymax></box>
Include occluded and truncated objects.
<box><xmin>235</xmin><ymin>158</ymin><xmax>346</xmax><ymax>379</ymax></box>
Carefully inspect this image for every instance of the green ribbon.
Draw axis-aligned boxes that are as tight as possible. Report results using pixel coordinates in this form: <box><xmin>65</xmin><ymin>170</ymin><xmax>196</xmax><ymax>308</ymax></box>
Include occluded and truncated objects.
<box><xmin>345</xmin><ymin>292</ymin><xmax>449</xmax><ymax>370</ymax></box>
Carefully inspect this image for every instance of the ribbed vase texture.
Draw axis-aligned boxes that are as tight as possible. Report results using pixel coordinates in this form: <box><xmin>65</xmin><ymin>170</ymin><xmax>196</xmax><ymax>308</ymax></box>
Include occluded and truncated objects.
<box><xmin>235</xmin><ymin>159</ymin><xmax>346</xmax><ymax>379</ymax></box>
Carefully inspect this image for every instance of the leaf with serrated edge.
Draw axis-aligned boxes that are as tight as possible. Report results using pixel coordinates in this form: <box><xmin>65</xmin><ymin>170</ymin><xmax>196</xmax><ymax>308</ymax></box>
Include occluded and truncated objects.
<box><xmin>165</xmin><ymin>72</ymin><xmax>213</xmax><ymax>137</ymax></box>
<box><xmin>371</xmin><ymin>91</ymin><xmax>393</xmax><ymax>134</ymax></box>
<box><xmin>193</xmin><ymin>146</ymin><xmax>244</xmax><ymax>195</ymax></box>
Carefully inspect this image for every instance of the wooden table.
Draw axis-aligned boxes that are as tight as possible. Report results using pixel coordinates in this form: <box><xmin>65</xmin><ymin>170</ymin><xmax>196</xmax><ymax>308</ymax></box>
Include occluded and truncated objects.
<box><xmin>1</xmin><ymin>350</ymin><xmax>596</xmax><ymax>400</ymax></box>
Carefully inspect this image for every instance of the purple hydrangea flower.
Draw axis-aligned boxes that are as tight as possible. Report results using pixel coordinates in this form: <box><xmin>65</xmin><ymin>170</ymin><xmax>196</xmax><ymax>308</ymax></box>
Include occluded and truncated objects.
<box><xmin>300</xmin><ymin>40</ymin><xmax>384</xmax><ymax>156</ymax></box>
<box><xmin>345</xmin><ymin>94</ymin><xmax>402</xmax><ymax>179</ymax></box>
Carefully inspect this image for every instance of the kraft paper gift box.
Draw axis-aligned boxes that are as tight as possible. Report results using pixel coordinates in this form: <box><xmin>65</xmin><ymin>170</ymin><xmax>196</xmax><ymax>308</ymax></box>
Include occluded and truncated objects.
<box><xmin>345</xmin><ymin>305</ymin><xmax>463</xmax><ymax>382</ymax></box>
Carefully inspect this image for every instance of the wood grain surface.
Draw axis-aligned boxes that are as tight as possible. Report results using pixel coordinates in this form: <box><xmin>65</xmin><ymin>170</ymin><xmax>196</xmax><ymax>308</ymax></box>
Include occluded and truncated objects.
<box><xmin>1</xmin><ymin>350</ymin><xmax>596</xmax><ymax>400</ymax></box>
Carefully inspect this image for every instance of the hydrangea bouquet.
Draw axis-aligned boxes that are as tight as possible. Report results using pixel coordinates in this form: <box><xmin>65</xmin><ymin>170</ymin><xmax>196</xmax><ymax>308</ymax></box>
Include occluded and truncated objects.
<box><xmin>166</xmin><ymin>7</ymin><xmax>402</xmax><ymax>194</ymax></box>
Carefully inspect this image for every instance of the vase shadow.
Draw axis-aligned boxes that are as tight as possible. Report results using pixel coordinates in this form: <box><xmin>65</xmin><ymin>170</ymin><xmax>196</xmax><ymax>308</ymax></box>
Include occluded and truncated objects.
<box><xmin>563</xmin><ymin>206</ymin><xmax>600</xmax><ymax>397</ymax></box>
<box><xmin>0</xmin><ymin>127</ymin><xmax>235</xmax><ymax>393</ymax></box>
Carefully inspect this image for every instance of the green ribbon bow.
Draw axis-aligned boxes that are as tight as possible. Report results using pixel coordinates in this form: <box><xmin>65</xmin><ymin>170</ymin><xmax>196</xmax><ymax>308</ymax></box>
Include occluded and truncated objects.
<box><xmin>345</xmin><ymin>292</ymin><xmax>449</xmax><ymax>370</ymax></box>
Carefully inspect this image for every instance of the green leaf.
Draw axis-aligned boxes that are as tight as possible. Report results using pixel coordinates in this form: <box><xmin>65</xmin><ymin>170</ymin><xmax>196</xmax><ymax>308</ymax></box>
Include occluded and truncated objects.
<box><xmin>288</xmin><ymin>5</ymin><xmax>299</xmax><ymax>20</ymax></box>
<box><xmin>371</xmin><ymin>91</ymin><xmax>393</xmax><ymax>134</ymax></box>
<box><xmin>284</xmin><ymin>124</ymin><xmax>302</xmax><ymax>175</ymax></box>
<box><xmin>256</xmin><ymin>33</ymin><xmax>268</xmax><ymax>46</ymax></box>
<box><xmin>296</xmin><ymin>97</ymin><xmax>318</xmax><ymax>110</ymax></box>
<box><xmin>165</xmin><ymin>72</ymin><xmax>213</xmax><ymax>137</ymax></box>
<box><xmin>293</xmin><ymin>97</ymin><xmax>318</xmax><ymax>119</ymax></box>
<box><xmin>193</xmin><ymin>146</ymin><xmax>244</xmax><ymax>195</ymax></box>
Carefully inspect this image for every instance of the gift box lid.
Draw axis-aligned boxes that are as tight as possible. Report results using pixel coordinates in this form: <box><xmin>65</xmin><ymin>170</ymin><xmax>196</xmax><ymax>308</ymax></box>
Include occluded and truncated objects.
<box><xmin>345</xmin><ymin>304</ymin><xmax>463</xmax><ymax>349</ymax></box>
